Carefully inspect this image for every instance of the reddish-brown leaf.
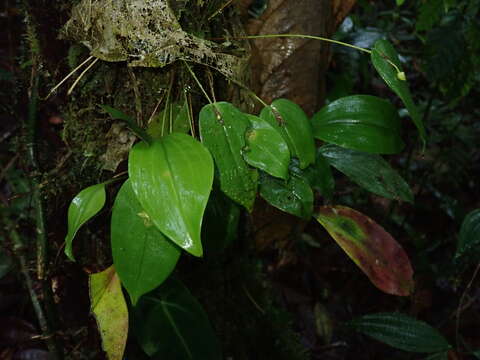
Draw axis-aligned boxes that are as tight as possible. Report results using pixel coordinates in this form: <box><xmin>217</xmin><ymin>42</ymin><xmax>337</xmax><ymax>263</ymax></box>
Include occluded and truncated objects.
<box><xmin>315</xmin><ymin>205</ymin><xmax>414</xmax><ymax>296</ymax></box>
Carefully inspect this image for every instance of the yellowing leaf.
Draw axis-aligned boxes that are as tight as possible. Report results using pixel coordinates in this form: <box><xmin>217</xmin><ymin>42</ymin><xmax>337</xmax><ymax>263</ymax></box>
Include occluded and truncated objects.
<box><xmin>89</xmin><ymin>266</ymin><xmax>128</xmax><ymax>360</ymax></box>
<box><xmin>315</xmin><ymin>206</ymin><xmax>414</xmax><ymax>296</ymax></box>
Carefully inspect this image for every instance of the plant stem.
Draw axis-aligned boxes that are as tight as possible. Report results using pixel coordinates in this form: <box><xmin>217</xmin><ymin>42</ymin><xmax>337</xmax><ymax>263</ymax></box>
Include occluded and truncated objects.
<box><xmin>219</xmin><ymin>34</ymin><xmax>405</xmax><ymax>79</ymax></box>
<box><xmin>224</xmin><ymin>34</ymin><xmax>372</xmax><ymax>54</ymax></box>
<box><xmin>183</xmin><ymin>60</ymin><xmax>213</xmax><ymax>104</ymax></box>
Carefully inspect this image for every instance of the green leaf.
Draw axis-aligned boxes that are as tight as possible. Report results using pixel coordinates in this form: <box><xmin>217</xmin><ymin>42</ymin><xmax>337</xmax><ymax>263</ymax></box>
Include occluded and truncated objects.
<box><xmin>315</xmin><ymin>206</ymin><xmax>414</xmax><ymax>296</ymax></box>
<box><xmin>243</xmin><ymin>114</ymin><xmax>290</xmax><ymax>180</ymax></box>
<box><xmin>111</xmin><ymin>180</ymin><xmax>181</xmax><ymax>305</ymax></box>
<box><xmin>290</xmin><ymin>154</ymin><xmax>335</xmax><ymax>201</ymax></box>
<box><xmin>129</xmin><ymin>133</ymin><xmax>213</xmax><ymax>257</ymax></box>
<box><xmin>260</xmin><ymin>99</ymin><xmax>315</xmax><ymax>169</ymax></box>
<box><xmin>65</xmin><ymin>183</ymin><xmax>106</xmax><ymax>261</ymax></box>
<box><xmin>101</xmin><ymin>105</ymin><xmax>152</xmax><ymax>144</ymax></box>
<box><xmin>147</xmin><ymin>101</ymin><xmax>190</xmax><ymax>139</ymax></box>
<box><xmin>259</xmin><ymin>171</ymin><xmax>313</xmax><ymax>219</ymax></box>
<box><xmin>454</xmin><ymin>209</ymin><xmax>480</xmax><ymax>267</ymax></box>
<box><xmin>319</xmin><ymin>144</ymin><xmax>413</xmax><ymax>203</ymax></box>
<box><xmin>199</xmin><ymin>102</ymin><xmax>257</xmax><ymax>211</ymax></box>
<box><xmin>133</xmin><ymin>278</ymin><xmax>222</xmax><ymax>360</ymax></box>
<box><xmin>310</xmin><ymin>152</ymin><xmax>335</xmax><ymax>200</ymax></box>
<box><xmin>202</xmin><ymin>188</ymin><xmax>240</xmax><ymax>257</ymax></box>
<box><xmin>349</xmin><ymin>312</ymin><xmax>452</xmax><ymax>353</ymax></box>
<box><xmin>311</xmin><ymin>95</ymin><xmax>404</xmax><ymax>154</ymax></box>
<box><xmin>371</xmin><ymin>40</ymin><xmax>426</xmax><ymax>146</ymax></box>
<box><xmin>90</xmin><ymin>266</ymin><xmax>129</xmax><ymax>360</ymax></box>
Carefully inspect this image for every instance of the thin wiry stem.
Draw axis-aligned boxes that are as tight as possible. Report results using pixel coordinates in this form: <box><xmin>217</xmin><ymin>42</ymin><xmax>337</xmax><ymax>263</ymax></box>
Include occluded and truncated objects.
<box><xmin>44</xmin><ymin>55</ymin><xmax>95</xmax><ymax>99</ymax></box>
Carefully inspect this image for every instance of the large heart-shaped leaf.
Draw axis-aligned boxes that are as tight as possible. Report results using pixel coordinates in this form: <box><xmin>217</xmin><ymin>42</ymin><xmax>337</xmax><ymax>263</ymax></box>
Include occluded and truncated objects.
<box><xmin>349</xmin><ymin>312</ymin><xmax>451</xmax><ymax>353</ymax></box>
<box><xmin>315</xmin><ymin>205</ymin><xmax>414</xmax><ymax>296</ymax></box>
<box><xmin>260</xmin><ymin>99</ymin><xmax>315</xmax><ymax>169</ymax></box>
<box><xmin>311</xmin><ymin>95</ymin><xmax>404</xmax><ymax>154</ymax></box>
<box><xmin>259</xmin><ymin>171</ymin><xmax>313</xmax><ymax>219</ymax></box>
<box><xmin>371</xmin><ymin>40</ymin><xmax>426</xmax><ymax>146</ymax></box>
<box><xmin>243</xmin><ymin>114</ymin><xmax>290</xmax><ymax>180</ymax></box>
<box><xmin>199</xmin><ymin>102</ymin><xmax>257</xmax><ymax>211</ymax></box>
<box><xmin>133</xmin><ymin>278</ymin><xmax>222</xmax><ymax>359</ymax></box>
<box><xmin>65</xmin><ymin>183</ymin><xmax>106</xmax><ymax>261</ymax></box>
<box><xmin>90</xmin><ymin>266</ymin><xmax>128</xmax><ymax>360</ymax></box>
<box><xmin>319</xmin><ymin>144</ymin><xmax>413</xmax><ymax>203</ymax></box>
<box><xmin>111</xmin><ymin>180</ymin><xmax>181</xmax><ymax>305</ymax></box>
<box><xmin>454</xmin><ymin>208</ymin><xmax>480</xmax><ymax>268</ymax></box>
<box><xmin>129</xmin><ymin>133</ymin><xmax>214</xmax><ymax>257</ymax></box>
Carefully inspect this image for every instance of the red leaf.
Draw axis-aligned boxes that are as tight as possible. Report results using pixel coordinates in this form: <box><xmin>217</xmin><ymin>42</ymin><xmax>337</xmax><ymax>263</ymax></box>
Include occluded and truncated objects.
<box><xmin>315</xmin><ymin>205</ymin><xmax>414</xmax><ymax>296</ymax></box>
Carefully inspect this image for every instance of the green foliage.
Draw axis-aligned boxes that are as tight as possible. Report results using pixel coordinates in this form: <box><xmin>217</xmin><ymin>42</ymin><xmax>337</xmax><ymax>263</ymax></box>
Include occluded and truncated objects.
<box><xmin>312</xmin><ymin>95</ymin><xmax>404</xmax><ymax>154</ymax></box>
<box><xmin>133</xmin><ymin>278</ymin><xmax>222</xmax><ymax>359</ymax></box>
<box><xmin>128</xmin><ymin>134</ymin><xmax>213</xmax><ymax>257</ymax></box>
<box><xmin>319</xmin><ymin>144</ymin><xmax>413</xmax><ymax>203</ymax></box>
<box><xmin>371</xmin><ymin>40</ymin><xmax>426</xmax><ymax>146</ymax></box>
<box><xmin>260</xmin><ymin>99</ymin><xmax>316</xmax><ymax>169</ymax></box>
<box><xmin>349</xmin><ymin>312</ymin><xmax>452</xmax><ymax>353</ymax></box>
<box><xmin>111</xmin><ymin>180</ymin><xmax>181</xmax><ymax>305</ymax></box>
<box><xmin>199</xmin><ymin>102</ymin><xmax>258</xmax><ymax>211</ymax></box>
<box><xmin>243</xmin><ymin>114</ymin><xmax>290</xmax><ymax>180</ymax></box>
<box><xmin>65</xmin><ymin>183</ymin><xmax>106</xmax><ymax>261</ymax></box>
<box><xmin>63</xmin><ymin>35</ymin><xmax>424</xmax><ymax>359</ymax></box>
<box><xmin>259</xmin><ymin>171</ymin><xmax>313</xmax><ymax>219</ymax></box>
<box><xmin>290</xmin><ymin>154</ymin><xmax>335</xmax><ymax>201</ymax></box>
